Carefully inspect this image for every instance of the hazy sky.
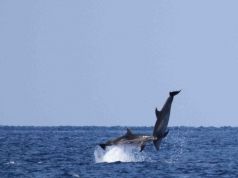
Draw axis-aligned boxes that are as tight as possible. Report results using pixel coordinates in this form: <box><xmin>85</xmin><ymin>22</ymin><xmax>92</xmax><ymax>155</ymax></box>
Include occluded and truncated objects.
<box><xmin>1</xmin><ymin>1</ymin><xmax>238</xmax><ymax>126</ymax></box>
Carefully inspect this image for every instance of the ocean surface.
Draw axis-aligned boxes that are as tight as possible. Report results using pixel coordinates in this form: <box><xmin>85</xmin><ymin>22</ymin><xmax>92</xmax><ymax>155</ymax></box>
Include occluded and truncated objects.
<box><xmin>0</xmin><ymin>126</ymin><xmax>238</xmax><ymax>178</ymax></box>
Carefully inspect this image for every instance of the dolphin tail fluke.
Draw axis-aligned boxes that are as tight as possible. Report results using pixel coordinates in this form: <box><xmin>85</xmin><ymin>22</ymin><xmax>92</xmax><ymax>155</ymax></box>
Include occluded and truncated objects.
<box><xmin>170</xmin><ymin>90</ymin><xmax>181</xmax><ymax>97</ymax></box>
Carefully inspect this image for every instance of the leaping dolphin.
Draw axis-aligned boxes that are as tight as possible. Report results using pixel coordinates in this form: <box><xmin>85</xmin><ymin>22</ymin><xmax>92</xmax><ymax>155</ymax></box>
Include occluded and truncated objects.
<box><xmin>153</xmin><ymin>90</ymin><xmax>181</xmax><ymax>150</ymax></box>
<box><xmin>99</xmin><ymin>128</ymin><xmax>156</xmax><ymax>152</ymax></box>
<box><xmin>99</xmin><ymin>90</ymin><xmax>181</xmax><ymax>151</ymax></box>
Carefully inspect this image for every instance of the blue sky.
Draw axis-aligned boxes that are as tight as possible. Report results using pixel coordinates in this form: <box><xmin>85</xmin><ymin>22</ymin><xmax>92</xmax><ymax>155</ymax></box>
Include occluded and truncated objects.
<box><xmin>1</xmin><ymin>1</ymin><xmax>238</xmax><ymax>126</ymax></box>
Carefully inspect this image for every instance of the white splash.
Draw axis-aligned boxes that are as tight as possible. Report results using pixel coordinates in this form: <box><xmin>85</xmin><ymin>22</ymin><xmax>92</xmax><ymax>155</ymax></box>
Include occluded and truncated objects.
<box><xmin>94</xmin><ymin>144</ymin><xmax>147</xmax><ymax>163</ymax></box>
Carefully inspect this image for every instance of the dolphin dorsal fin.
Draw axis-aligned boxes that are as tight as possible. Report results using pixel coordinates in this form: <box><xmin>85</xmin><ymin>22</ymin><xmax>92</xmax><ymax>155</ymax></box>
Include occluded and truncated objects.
<box><xmin>126</xmin><ymin>128</ymin><xmax>133</xmax><ymax>136</ymax></box>
<box><xmin>155</xmin><ymin>108</ymin><xmax>161</xmax><ymax>119</ymax></box>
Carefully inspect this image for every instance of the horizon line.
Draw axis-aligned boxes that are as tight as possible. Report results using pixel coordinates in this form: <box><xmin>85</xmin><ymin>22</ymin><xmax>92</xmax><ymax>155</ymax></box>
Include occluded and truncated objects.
<box><xmin>0</xmin><ymin>124</ymin><xmax>237</xmax><ymax>128</ymax></box>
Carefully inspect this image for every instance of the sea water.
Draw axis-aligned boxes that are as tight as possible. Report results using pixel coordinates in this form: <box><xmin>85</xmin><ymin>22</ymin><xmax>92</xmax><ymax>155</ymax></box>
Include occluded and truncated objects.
<box><xmin>0</xmin><ymin>126</ymin><xmax>238</xmax><ymax>177</ymax></box>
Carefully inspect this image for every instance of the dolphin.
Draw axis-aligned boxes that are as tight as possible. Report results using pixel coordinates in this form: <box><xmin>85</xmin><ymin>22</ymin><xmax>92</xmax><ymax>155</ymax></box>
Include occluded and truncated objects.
<box><xmin>99</xmin><ymin>90</ymin><xmax>181</xmax><ymax>151</ymax></box>
<box><xmin>153</xmin><ymin>90</ymin><xmax>181</xmax><ymax>150</ymax></box>
<box><xmin>99</xmin><ymin>128</ymin><xmax>156</xmax><ymax>152</ymax></box>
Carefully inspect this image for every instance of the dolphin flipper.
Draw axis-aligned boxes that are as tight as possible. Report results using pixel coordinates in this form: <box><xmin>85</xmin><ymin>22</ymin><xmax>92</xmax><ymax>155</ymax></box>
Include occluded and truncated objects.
<box><xmin>156</xmin><ymin>131</ymin><xmax>168</xmax><ymax>139</ymax></box>
<box><xmin>163</xmin><ymin>130</ymin><xmax>169</xmax><ymax>138</ymax></box>
<box><xmin>140</xmin><ymin>144</ymin><xmax>145</xmax><ymax>152</ymax></box>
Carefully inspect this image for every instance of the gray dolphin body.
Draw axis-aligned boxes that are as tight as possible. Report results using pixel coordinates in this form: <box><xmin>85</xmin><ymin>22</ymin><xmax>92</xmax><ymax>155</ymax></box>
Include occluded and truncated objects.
<box><xmin>99</xmin><ymin>128</ymin><xmax>156</xmax><ymax>152</ymax></box>
<box><xmin>99</xmin><ymin>90</ymin><xmax>180</xmax><ymax>151</ymax></box>
<box><xmin>153</xmin><ymin>90</ymin><xmax>181</xmax><ymax>150</ymax></box>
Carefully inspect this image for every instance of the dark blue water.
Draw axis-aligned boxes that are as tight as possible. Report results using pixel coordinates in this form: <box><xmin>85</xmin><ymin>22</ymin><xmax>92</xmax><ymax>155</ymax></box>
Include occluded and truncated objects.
<box><xmin>0</xmin><ymin>126</ymin><xmax>238</xmax><ymax>177</ymax></box>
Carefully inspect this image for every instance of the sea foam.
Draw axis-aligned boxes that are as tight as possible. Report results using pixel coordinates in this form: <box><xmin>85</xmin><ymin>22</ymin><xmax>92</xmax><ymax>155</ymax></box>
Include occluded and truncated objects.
<box><xmin>94</xmin><ymin>144</ymin><xmax>147</xmax><ymax>163</ymax></box>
